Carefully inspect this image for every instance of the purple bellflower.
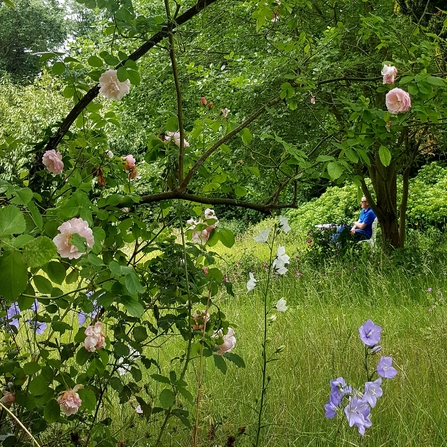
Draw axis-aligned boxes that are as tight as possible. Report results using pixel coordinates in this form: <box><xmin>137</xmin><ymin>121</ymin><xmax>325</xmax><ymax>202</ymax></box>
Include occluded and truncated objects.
<box><xmin>344</xmin><ymin>396</ymin><xmax>372</xmax><ymax>435</ymax></box>
<box><xmin>362</xmin><ymin>378</ymin><xmax>383</xmax><ymax>408</ymax></box>
<box><xmin>359</xmin><ymin>319</ymin><xmax>382</xmax><ymax>347</ymax></box>
<box><xmin>377</xmin><ymin>356</ymin><xmax>398</xmax><ymax>379</ymax></box>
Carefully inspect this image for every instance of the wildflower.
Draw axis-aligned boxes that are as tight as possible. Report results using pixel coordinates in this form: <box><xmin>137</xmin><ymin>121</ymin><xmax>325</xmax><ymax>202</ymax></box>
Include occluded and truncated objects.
<box><xmin>5</xmin><ymin>302</ymin><xmax>20</xmax><ymax>328</ymax></box>
<box><xmin>254</xmin><ymin>229</ymin><xmax>270</xmax><ymax>243</ymax></box>
<box><xmin>385</xmin><ymin>88</ymin><xmax>411</xmax><ymax>114</ymax></box>
<box><xmin>105</xmin><ymin>150</ymin><xmax>114</xmax><ymax>158</ymax></box>
<box><xmin>329</xmin><ymin>377</ymin><xmax>351</xmax><ymax>406</ymax></box>
<box><xmin>84</xmin><ymin>322</ymin><xmax>106</xmax><ymax>352</ymax></box>
<box><xmin>247</xmin><ymin>272</ymin><xmax>257</xmax><ymax>291</ymax></box>
<box><xmin>57</xmin><ymin>386</ymin><xmax>82</xmax><ymax>416</ymax></box>
<box><xmin>275</xmin><ymin>298</ymin><xmax>287</xmax><ymax>312</ymax></box>
<box><xmin>358</xmin><ymin>319</ymin><xmax>382</xmax><ymax>347</ymax></box>
<box><xmin>135</xmin><ymin>405</ymin><xmax>143</xmax><ymax>414</ymax></box>
<box><xmin>98</xmin><ymin>69</ymin><xmax>130</xmax><ymax>100</ymax></box>
<box><xmin>272</xmin><ymin>246</ymin><xmax>289</xmax><ymax>275</ymax></box>
<box><xmin>213</xmin><ymin>327</ymin><xmax>236</xmax><ymax>355</ymax></box>
<box><xmin>324</xmin><ymin>400</ymin><xmax>338</xmax><ymax>419</ymax></box>
<box><xmin>344</xmin><ymin>396</ymin><xmax>372</xmax><ymax>435</ymax></box>
<box><xmin>117</xmin><ymin>348</ymin><xmax>140</xmax><ymax>376</ymax></box>
<box><xmin>310</xmin><ymin>95</ymin><xmax>316</xmax><ymax>104</ymax></box>
<box><xmin>381</xmin><ymin>64</ymin><xmax>397</xmax><ymax>84</ymax></box>
<box><xmin>427</xmin><ymin>288</ymin><xmax>432</xmax><ymax>292</ymax></box>
<box><xmin>77</xmin><ymin>292</ymin><xmax>99</xmax><ymax>326</ymax></box>
<box><xmin>53</xmin><ymin>218</ymin><xmax>94</xmax><ymax>260</ymax></box>
<box><xmin>377</xmin><ymin>356</ymin><xmax>397</xmax><ymax>379</ymax></box>
<box><xmin>362</xmin><ymin>378</ymin><xmax>382</xmax><ymax>408</ymax></box>
<box><xmin>42</xmin><ymin>150</ymin><xmax>64</xmax><ymax>174</ymax></box>
<box><xmin>279</xmin><ymin>215</ymin><xmax>291</xmax><ymax>233</ymax></box>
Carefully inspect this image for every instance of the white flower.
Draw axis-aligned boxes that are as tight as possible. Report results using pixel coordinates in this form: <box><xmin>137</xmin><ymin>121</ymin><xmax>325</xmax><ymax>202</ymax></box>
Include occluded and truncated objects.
<box><xmin>247</xmin><ymin>272</ymin><xmax>257</xmax><ymax>291</ymax></box>
<box><xmin>254</xmin><ymin>229</ymin><xmax>270</xmax><ymax>243</ymax></box>
<box><xmin>117</xmin><ymin>348</ymin><xmax>140</xmax><ymax>375</ymax></box>
<box><xmin>276</xmin><ymin>298</ymin><xmax>287</xmax><ymax>312</ymax></box>
<box><xmin>105</xmin><ymin>150</ymin><xmax>114</xmax><ymax>158</ymax></box>
<box><xmin>279</xmin><ymin>216</ymin><xmax>291</xmax><ymax>234</ymax></box>
<box><xmin>221</xmin><ymin>108</ymin><xmax>230</xmax><ymax>119</ymax></box>
<box><xmin>98</xmin><ymin>69</ymin><xmax>130</xmax><ymax>100</ymax></box>
<box><xmin>272</xmin><ymin>246</ymin><xmax>290</xmax><ymax>275</ymax></box>
<box><xmin>204</xmin><ymin>208</ymin><xmax>216</xmax><ymax>220</ymax></box>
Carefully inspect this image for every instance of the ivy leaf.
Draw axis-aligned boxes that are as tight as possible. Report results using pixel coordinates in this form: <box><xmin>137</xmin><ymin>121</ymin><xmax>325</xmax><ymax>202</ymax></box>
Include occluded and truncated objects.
<box><xmin>0</xmin><ymin>250</ymin><xmax>28</xmax><ymax>300</ymax></box>
<box><xmin>378</xmin><ymin>145</ymin><xmax>391</xmax><ymax>167</ymax></box>
<box><xmin>23</xmin><ymin>236</ymin><xmax>57</xmax><ymax>268</ymax></box>
<box><xmin>0</xmin><ymin>206</ymin><xmax>26</xmax><ymax>237</ymax></box>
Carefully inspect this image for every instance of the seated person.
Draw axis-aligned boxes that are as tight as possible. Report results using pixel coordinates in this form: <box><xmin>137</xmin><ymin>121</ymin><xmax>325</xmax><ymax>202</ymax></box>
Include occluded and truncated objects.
<box><xmin>332</xmin><ymin>197</ymin><xmax>376</xmax><ymax>243</ymax></box>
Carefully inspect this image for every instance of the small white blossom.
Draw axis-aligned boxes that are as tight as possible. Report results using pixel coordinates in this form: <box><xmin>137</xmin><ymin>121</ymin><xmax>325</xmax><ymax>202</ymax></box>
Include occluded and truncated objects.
<box><xmin>279</xmin><ymin>216</ymin><xmax>291</xmax><ymax>233</ymax></box>
<box><xmin>276</xmin><ymin>298</ymin><xmax>287</xmax><ymax>312</ymax></box>
<box><xmin>247</xmin><ymin>272</ymin><xmax>257</xmax><ymax>291</ymax></box>
<box><xmin>254</xmin><ymin>229</ymin><xmax>270</xmax><ymax>243</ymax></box>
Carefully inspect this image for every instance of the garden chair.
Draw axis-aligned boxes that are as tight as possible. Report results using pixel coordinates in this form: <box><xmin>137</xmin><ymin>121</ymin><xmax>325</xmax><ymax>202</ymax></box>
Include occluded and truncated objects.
<box><xmin>357</xmin><ymin>218</ymin><xmax>378</xmax><ymax>249</ymax></box>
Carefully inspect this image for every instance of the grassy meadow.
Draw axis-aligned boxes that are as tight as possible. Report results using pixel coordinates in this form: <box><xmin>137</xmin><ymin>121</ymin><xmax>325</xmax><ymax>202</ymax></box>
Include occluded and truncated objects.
<box><xmin>108</xmin><ymin>220</ymin><xmax>447</xmax><ymax>447</ymax></box>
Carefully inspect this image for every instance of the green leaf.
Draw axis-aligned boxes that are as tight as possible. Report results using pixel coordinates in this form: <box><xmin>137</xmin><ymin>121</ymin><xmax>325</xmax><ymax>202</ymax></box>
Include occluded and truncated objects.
<box><xmin>76</xmin><ymin>347</ymin><xmax>91</xmax><ymax>366</ymax></box>
<box><xmin>66</xmin><ymin>269</ymin><xmax>79</xmax><ymax>284</ymax></box>
<box><xmin>378</xmin><ymin>145</ymin><xmax>391</xmax><ymax>167</ymax></box>
<box><xmin>225</xmin><ymin>353</ymin><xmax>246</xmax><ymax>368</ymax></box>
<box><xmin>218</xmin><ymin>228</ymin><xmax>235</xmax><ymax>248</ymax></box>
<box><xmin>125</xmin><ymin>271</ymin><xmax>145</xmax><ymax>295</ymax></box>
<box><xmin>166</xmin><ymin>116</ymin><xmax>179</xmax><ymax>132</ymax></box>
<box><xmin>234</xmin><ymin>185</ymin><xmax>247</xmax><ymax>197</ymax></box>
<box><xmin>46</xmin><ymin>262</ymin><xmax>66</xmax><ymax>284</ymax></box>
<box><xmin>126</xmin><ymin>69</ymin><xmax>140</xmax><ymax>85</ymax></box>
<box><xmin>23</xmin><ymin>361</ymin><xmax>41</xmax><ymax>375</ymax></box>
<box><xmin>133</xmin><ymin>326</ymin><xmax>148</xmax><ymax>342</ymax></box>
<box><xmin>23</xmin><ymin>237</ymin><xmax>57</xmax><ymax>268</ymax></box>
<box><xmin>151</xmin><ymin>374</ymin><xmax>171</xmax><ymax>384</ymax></box>
<box><xmin>327</xmin><ymin>161</ymin><xmax>343</xmax><ymax>180</ymax></box>
<box><xmin>426</xmin><ymin>76</ymin><xmax>445</xmax><ymax>86</ymax></box>
<box><xmin>240</xmin><ymin>128</ymin><xmax>252</xmax><ymax>145</ymax></box>
<box><xmin>87</xmin><ymin>55</ymin><xmax>104</xmax><ymax>67</ymax></box>
<box><xmin>159</xmin><ymin>389</ymin><xmax>175</xmax><ymax>409</ymax></box>
<box><xmin>27</xmin><ymin>200</ymin><xmax>43</xmax><ymax>230</ymax></box>
<box><xmin>213</xmin><ymin>354</ymin><xmax>227</xmax><ymax>374</ymax></box>
<box><xmin>10</xmin><ymin>187</ymin><xmax>33</xmax><ymax>205</ymax></box>
<box><xmin>52</xmin><ymin>62</ymin><xmax>65</xmax><ymax>75</ymax></box>
<box><xmin>117</xmin><ymin>66</ymin><xmax>128</xmax><ymax>82</ymax></box>
<box><xmin>120</xmin><ymin>295</ymin><xmax>144</xmax><ymax>318</ymax></box>
<box><xmin>0</xmin><ymin>205</ymin><xmax>26</xmax><ymax>236</ymax></box>
<box><xmin>79</xmin><ymin>388</ymin><xmax>96</xmax><ymax>412</ymax></box>
<box><xmin>33</xmin><ymin>275</ymin><xmax>53</xmax><ymax>295</ymax></box>
<box><xmin>0</xmin><ymin>250</ymin><xmax>28</xmax><ymax>301</ymax></box>
<box><xmin>44</xmin><ymin>399</ymin><xmax>60</xmax><ymax>423</ymax></box>
<box><xmin>29</xmin><ymin>374</ymin><xmax>50</xmax><ymax>396</ymax></box>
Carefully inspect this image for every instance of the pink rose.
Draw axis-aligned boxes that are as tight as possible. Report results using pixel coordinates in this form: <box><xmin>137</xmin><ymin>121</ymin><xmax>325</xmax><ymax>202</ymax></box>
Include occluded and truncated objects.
<box><xmin>123</xmin><ymin>154</ymin><xmax>136</xmax><ymax>170</ymax></box>
<box><xmin>98</xmin><ymin>69</ymin><xmax>130</xmax><ymax>100</ymax></box>
<box><xmin>53</xmin><ymin>218</ymin><xmax>94</xmax><ymax>260</ymax></box>
<box><xmin>57</xmin><ymin>387</ymin><xmax>82</xmax><ymax>416</ymax></box>
<box><xmin>212</xmin><ymin>327</ymin><xmax>236</xmax><ymax>355</ymax></box>
<box><xmin>385</xmin><ymin>88</ymin><xmax>411</xmax><ymax>114</ymax></box>
<box><xmin>42</xmin><ymin>150</ymin><xmax>64</xmax><ymax>174</ymax></box>
<box><xmin>381</xmin><ymin>65</ymin><xmax>397</xmax><ymax>84</ymax></box>
<box><xmin>84</xmin><ymin>321</ymin><xmax>106</xmax><ymax>352</ymax></box>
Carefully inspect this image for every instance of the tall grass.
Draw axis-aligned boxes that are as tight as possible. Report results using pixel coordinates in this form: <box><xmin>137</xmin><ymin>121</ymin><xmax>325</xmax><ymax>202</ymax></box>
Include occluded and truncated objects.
<box><xmin>120</xmin><ymin>227</ymin><xmax>447</xmax><ymax>446</ymax></box>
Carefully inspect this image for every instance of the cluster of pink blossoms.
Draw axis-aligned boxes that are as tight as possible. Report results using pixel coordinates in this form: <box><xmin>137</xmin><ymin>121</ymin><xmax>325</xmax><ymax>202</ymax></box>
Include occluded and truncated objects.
<box><xmin>212</xmin><ymin>327</ymin><xmax>236</xmax><ymax>355</ymax></box>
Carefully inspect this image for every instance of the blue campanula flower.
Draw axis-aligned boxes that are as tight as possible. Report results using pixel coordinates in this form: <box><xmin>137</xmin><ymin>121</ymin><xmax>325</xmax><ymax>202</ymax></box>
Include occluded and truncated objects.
<box><xmin>362</xmin><ymin>378</ymin><xmax>383</xmax><ymax>408</ymax></box>
<box><xmin>344</xmin><ymin>396</ymin><xmax>372</xmax><ymax>435</ymax></box>
<box><xmin>377</xmin><ymin>356</ymin><xmax>397</xmax><ymax>379</ymax></box>
<box><xmin>358</xmin><ymin>319</ymin><xmax>382</xmax><ymax>347</ymax></box>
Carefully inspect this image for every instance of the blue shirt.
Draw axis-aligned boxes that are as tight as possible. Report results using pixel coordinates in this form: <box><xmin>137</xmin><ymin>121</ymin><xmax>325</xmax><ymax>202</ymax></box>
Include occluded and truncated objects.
<box><xmin>355</xmin><ymin>207</ymin><xmax>376</xmax><ymax>239</ymax></box>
